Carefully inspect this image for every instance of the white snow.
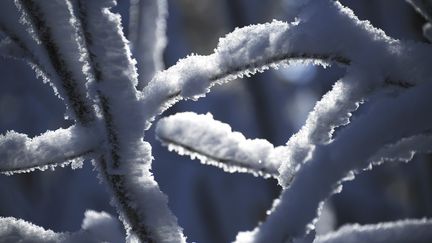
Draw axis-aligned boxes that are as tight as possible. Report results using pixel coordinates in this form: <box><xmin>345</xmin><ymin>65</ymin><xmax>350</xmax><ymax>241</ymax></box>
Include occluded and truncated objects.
<box><xmin>14</xmin><ymin>0</ymin><xmax>95</xmax><ymax>123</ymax></box>
<box><xmin>0</xmin><ymin>125</ymin><xmax>99</xmax><ymax>175</ymax></box>
<box><xmin>236</xmin><ymin>67</ymin><xmax>432</xmax><ymax>243</ymax></box>
<box><xmin>81</xmin><ymin>210</ymin><xmax>124</xmax><ymax>243</ymax></box>
<box><xmin>0</xmin><ymin>217</ymin><xmax>68</xmax><ymax>243</ymax></box>
<box><xmin>156</xmin><ymin>112</ymin><xmax>280</xmax><ymax>178</ymax></box>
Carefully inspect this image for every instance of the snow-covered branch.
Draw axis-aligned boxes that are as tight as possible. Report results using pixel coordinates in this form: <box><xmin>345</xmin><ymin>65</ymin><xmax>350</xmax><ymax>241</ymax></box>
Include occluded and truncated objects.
<box><xmin>236</xmin><ymin>73</ymin><xmax>432</xmax><ymax>242</ymax></box>
<box><xmin>140</xmin><ymin>1</ymin><xmax>432</xmax><ymax>131</ymax></box>
<box><xmin>315</xmin><ymin>218</ymin><xmax>432</xmax><ymax>243</ymax></box>
<box><xmin>146</xmin><ymin>2</ymin><xmax>432</xmax><ymax>241</ymax></box>
<box><xmin>156</xmin><ymin>112</ymin><xmax>280</xmax><ymax>178</ymax></box>
<box><xmin>140</xmin><ymin>21</ymin><xmax>350</xmax><ymax>128</ymax></box>
<box><xmin>0</xmin><ymin>125</ymin><xmax>99</xmax><ymax>175</ymax></box>
<box><xmin>16</xmin><ymin>0</ymin><xmax>95</xmax><ymax>124</ymax></box>
<box><xmin>129</xmin><ymin>0</ymin><xmax>167</xmax><ymax>90</ymax></box>
<box><xmin>75</xmin><ymin>1</ymin><xmax>185</xmax><ymax>242</ymax></box>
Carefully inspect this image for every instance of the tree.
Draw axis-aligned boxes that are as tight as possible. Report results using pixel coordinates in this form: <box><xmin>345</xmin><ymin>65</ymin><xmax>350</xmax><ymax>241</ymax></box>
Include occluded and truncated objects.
<box><xmin>0</xmin><ymin>0</ymin><xmax>432</xmax><ymax>242</ymax></box>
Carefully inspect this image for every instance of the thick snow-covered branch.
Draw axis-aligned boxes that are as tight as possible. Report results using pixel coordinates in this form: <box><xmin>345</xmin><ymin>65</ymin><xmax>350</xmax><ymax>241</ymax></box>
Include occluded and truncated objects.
<box><xmin>129</xmin><ymin>0</ymin><xmax>167</xmax><ymax>90</ymax></box>
<box><xmin>0</xmin><ymin>125</ymin><xmax>99</xmax><ymax>175</ymax></box>
<box><xmin>315</xmin><ymin>218</ymin><xmax>432</xmax><ymax>243</ymax></box>
<box><xmin>140</xmin><ymin>22</ymin><xmax>349</xmax><ymax>128</ymax></box>
<box><xmin>74</xmin><ymin>0</ymin><xmax>140</xmax><ymax>170</ymax></box>
<box><xmin>156</xmin><ymin>112</ymin><xmax>280</xmax><ymax>178</ymax></box>
<box><xmin>140</xmin><ymin>1</ymin><xmax>432</xmax><ymax>131</ymax></box>
<box><xmin>75</xmin><ymin>1</ymin><xmax>185</xmax><ymax>242</ymax></box>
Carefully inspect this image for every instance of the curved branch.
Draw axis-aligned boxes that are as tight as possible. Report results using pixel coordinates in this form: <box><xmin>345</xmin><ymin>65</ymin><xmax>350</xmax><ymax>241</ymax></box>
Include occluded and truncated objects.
<box><xmin>0</xmin><ymin>7</ymin><xmax>59</xmax><ymax>84</ymax></box>
<box><xmin>76</xmin><ymin>1</ymin><xmax>185</xmax><ymax>242</ymax></box>
<box><xmin>0</xmin><ymin>212</ymin><xmax>124</xmax><ymax>243</ymax></box>
<box><xmin>368</xmin><ymin>132</ymin><xmax>432</xmax><ymax>165</ymax></box>
<box><xmin>156</xmin><ymin>112</ymin><xmax>280</xmax><ymax>178</ymax></box>
<box><xmin>140</xmin><ymin>0</ymin><xmax>430</xmax><ymax>129</ymax></box>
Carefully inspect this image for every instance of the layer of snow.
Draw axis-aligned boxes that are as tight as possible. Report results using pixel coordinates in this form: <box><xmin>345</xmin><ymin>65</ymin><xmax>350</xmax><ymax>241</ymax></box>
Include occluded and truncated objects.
<box><xmin>0</xmin><ymin>217</ymin><xmax>68</xmax><ymax>243</ymax></box>
<box><xmin>156</xmin><ymin>112</ymin><xmax>280</xmax><ymax>178</ymax></box>
<box><xmin>0</xmin><ymin>211</ymin><xmax>125</xmax><ymax>243</ymax></box>
<box><xmin>81</xmin><ymin>210</ymin><xmax>124</xmax><ymax>243</ymax></box>
<box><xmin>0</xmin><ymin>125</ymin><xmax>99</xmax><ymax>175</ymax></box>
<box><xmin>15</xmin><ymin>0</ymin><xmax>95</xmax><ymax>123</ymax></box>
<box><xmin>77</xmin><ymin>2</ymin><xmax>186</xmax><ymax>242</ymax></box>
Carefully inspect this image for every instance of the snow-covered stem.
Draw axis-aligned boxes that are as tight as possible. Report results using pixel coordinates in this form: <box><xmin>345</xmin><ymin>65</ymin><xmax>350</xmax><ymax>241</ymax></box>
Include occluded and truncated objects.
<box><xmin>141</xmin><ymin>1</ymin><xmax>431</xmax><ymax>130</ymax></box>
<box><xmin>0</xmin><ymin>211</ymin><xmax>124</xmax><ymax>243</ymax></box>
<box><xmin>16</xmin><ymin>0</ymin><xmax>95</xmax><ymax>124</ymax></box>
<box><xmin>75</xmin><ymin>1</ymin><xmax>185</xmax><ymax>242</ymax></box>
<box><xmin>156</xmin><ymin>112</ymin><xmax>280</xmax><ymax>178</ymax></box>
<box><xmin>141</xmin><ymin>52</ymin><xmax>350</xmax><ymax>129</ymax></box>
<box><xmin>129</xmin><ymin>0</ymin><xmax>167</xmax><ymax>90</ymax></box>
<box><xmin>0</xmin><ymin>125</ymin><xmax>98</xmax><ymax>175</ymax></box>
<box><xmin>314</xmin><ymin>218</ymin><xmax>432</xmax><ymax>243</ymax></box>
